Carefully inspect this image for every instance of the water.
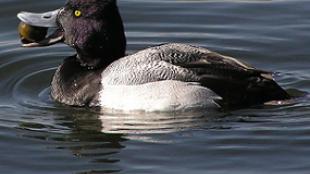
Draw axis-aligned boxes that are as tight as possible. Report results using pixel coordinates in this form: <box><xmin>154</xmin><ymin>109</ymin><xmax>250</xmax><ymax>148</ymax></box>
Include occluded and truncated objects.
<box><xmin>0</xmin><ymin>0</ymin><xmax>310</xmax><ymax>173</ymax></box>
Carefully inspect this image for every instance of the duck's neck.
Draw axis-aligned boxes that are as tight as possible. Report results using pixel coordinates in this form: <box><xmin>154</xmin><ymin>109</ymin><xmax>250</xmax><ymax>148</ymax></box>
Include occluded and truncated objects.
<box><xmin>75</xmin><ymin>3</ymin><xmax>126</xmax><ymax>68</ymax></box>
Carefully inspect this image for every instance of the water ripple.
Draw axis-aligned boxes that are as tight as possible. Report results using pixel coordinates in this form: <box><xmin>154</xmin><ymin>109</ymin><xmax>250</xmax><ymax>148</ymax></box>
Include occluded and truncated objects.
<box><xmin>0</xmin><ymin>0</ymin><xmax>310</xmax><ymax>174</ymax></box>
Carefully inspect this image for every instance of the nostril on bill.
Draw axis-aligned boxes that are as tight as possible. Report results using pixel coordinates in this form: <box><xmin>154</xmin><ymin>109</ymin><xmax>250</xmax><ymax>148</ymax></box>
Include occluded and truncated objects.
<box><xmin>43</xmin><ymin>15</ymin><xmax>51</xmax><ymax>19</ymax></box>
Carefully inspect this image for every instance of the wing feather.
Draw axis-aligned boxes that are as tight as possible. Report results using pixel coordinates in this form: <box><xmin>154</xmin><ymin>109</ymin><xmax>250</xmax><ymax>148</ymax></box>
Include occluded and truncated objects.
<box><xmin>102</xmin><ymin>43</ymin><xmax>290</xmax><ymax>107</ymax></box>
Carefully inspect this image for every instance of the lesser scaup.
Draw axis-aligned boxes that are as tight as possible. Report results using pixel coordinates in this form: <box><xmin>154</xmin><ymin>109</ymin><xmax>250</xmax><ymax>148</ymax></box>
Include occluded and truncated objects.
<box><xmin>17</xmin><ymin>0</ymin><xmax>290</xmax><ymax>111</ymax></box>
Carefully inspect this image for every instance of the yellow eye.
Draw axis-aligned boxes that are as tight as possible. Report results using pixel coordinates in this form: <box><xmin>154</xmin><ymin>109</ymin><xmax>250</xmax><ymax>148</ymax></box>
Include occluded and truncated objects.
<box><xmin>74</xmin><ymin>10</ymin><xmax>82</xmax><ymax>17</ymax></box>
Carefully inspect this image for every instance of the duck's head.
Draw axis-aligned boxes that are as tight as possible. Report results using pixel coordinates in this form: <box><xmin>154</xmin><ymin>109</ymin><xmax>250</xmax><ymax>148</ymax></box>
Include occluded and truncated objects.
<box><xmin>18</xmin><ymin>0</ymin><xmax>126</xmax><ymax>68</ymax></box>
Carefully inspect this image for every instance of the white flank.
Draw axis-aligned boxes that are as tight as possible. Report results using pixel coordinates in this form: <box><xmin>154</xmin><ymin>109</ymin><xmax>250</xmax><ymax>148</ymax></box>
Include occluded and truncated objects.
<box><xmin>99</xmin><ymin>80</ymin><xmax>220</xmax><ymax>112</ymax></box>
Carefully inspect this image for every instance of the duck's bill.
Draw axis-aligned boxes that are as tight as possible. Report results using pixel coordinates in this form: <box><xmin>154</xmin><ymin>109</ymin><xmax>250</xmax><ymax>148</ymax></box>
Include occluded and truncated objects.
<box><xmin>17</xmin><ymin>9</ymin><xmax>64</xmax><ymax>47</ymax></box>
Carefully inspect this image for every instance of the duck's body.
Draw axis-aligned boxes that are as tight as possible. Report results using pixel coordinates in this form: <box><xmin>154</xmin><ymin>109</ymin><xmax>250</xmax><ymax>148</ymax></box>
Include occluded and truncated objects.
<box><xmin>51</xmin><ymin>43</ymin><xmax>289</xmax><ymax>111</ymax></box>
<box><xmin>18</xmin><ymin>0</ymin><xmax>290</xmax><ymax>112</ymax></box>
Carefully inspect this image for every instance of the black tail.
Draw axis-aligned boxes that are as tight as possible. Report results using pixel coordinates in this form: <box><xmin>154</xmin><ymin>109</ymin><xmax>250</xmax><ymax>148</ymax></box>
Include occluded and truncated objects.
<box><xmin>200</xmin><ymin>70</ymin><xmax>290</xmax><ymax>108</ymax></box>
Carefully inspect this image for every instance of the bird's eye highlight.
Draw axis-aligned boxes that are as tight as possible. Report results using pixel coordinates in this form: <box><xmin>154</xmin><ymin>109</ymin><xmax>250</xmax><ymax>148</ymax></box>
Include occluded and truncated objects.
<box><xmin>74</xmin><ymin>10</ymin><xmax>82</xmax><ymax>17</ymax></box>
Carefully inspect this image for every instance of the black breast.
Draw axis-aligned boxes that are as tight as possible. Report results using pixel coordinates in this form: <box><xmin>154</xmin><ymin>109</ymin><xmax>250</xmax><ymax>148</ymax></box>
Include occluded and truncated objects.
<box><xmin>51</xmin><ymin>55</ymin><xmax>103</xmax><ymax>106</ymax></box>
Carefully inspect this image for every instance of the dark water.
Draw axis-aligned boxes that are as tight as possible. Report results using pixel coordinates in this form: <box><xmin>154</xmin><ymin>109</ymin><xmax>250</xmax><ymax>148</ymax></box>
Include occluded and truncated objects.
<box><xmin>1</xmin><ymin>0</ymin><xmax>310</xmax><ymax>173</ymax></box>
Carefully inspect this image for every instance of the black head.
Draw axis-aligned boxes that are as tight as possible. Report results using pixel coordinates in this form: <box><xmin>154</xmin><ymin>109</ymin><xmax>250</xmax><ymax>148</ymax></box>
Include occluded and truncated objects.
<box><xmin>59</xmin><ymin>0</ymin><xmax>126</xmax><ymax>67</ymax></box>
<box><xmin>18</xmin><ymin>0</ymin><xmax>126</xmax><ymax>68</ymax></box>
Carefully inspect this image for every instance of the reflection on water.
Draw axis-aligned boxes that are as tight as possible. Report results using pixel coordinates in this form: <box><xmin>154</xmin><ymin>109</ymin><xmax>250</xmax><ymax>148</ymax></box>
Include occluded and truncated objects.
<box><xmin>99</xmin><ymin>110</ymin><xmax>225</xmax><ymax>134</ymax></box>
<box><xmin>0</xmin><ymin>0</ymin><xmax>310</xmax><ymax>174</ymax></box>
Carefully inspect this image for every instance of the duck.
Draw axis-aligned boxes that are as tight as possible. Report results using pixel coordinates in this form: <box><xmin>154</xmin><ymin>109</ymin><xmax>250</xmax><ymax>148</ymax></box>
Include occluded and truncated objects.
<box><xmin>17</xmin><ymin>0</ymin><xmax>290</xmax><ymax>112</ymax></box>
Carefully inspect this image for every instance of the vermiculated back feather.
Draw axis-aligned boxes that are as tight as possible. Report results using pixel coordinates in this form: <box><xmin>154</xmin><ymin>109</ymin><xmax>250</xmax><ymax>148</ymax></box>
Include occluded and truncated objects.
<box><xmin>102</xmin><ymin>43</ymin><xmax>290</xmax><ymax>107</ymax></box>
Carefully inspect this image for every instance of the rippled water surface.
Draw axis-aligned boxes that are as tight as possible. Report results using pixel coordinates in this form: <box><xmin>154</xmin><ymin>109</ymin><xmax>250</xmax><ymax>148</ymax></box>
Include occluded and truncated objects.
<box><xmin>1</xmin><ymin>0</ymin><xmax>310</xmax><ymax>173</ymax></box>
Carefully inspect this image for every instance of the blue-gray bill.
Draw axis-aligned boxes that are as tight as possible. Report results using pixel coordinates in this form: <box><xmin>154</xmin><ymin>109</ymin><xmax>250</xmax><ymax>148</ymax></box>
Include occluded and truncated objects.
<box><xmin>17</xmin><ymin>9</ymin><xmax>60</xmax><ymax>27</ymax></box>
<box><xmin>17</xmin><ymin>9</ymin><xmax>64</xmax><ymax>47</ymax></box>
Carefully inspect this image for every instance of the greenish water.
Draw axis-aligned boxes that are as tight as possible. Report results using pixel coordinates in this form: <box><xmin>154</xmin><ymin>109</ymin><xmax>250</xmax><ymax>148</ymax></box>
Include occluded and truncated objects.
<box><xmin>0</xmin><ymin>0</ymin><xmax>310</xmax><ymax>174</ymax></box>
